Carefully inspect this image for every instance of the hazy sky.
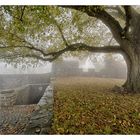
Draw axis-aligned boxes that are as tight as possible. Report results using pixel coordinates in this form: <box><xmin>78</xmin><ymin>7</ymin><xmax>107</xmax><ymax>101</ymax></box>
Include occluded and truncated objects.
<box><xmin>0</xmin><ymin>62</ymin><xmax>52</xmax><ymax>74</ymax></box>
<box><xmin>0</xmin><ymin>54</ymin><xmax>126</xmax><ymax>74</ymax></box>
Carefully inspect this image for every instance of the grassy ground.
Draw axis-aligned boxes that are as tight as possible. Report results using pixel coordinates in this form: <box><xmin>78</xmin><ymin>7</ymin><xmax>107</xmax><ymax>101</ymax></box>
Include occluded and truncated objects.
<box><xmin>51</xmin><ymin>77</ymin><xmax>140</xmax><ymax>134</ymax></box>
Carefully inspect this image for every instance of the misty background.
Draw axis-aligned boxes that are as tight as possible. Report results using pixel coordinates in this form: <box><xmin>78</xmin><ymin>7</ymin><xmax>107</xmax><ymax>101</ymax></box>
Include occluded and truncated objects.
<box><xmin>0</xmin><ymin>53</ymin><xmax>127</xmax><ymax>79</ymax></box>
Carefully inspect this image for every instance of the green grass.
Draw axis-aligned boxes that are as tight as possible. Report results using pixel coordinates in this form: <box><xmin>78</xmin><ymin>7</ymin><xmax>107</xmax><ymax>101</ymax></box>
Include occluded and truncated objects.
<box><xmin>51</xmin><ymin>77</ymin><xmax>140</xmax><ymax>134</ymax></box>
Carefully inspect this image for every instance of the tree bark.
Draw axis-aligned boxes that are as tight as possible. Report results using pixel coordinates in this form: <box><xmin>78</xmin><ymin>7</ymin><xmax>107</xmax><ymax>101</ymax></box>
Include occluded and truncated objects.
<box><xmin>122</xmin><ymin>46</ymin><xmax>140</xmax><ymax>93</ymax></box>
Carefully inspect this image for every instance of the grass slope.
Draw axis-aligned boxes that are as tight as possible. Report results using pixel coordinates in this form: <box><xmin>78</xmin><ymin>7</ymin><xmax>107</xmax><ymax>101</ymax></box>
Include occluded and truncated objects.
<box><xmin>52</xmin><ymin>77</ymin><xmax>140</xmax><ymax>134</ymax></box>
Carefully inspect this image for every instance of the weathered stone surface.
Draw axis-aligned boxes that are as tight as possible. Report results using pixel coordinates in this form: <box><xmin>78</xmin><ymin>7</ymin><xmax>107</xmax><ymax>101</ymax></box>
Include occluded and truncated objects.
<box><xmin>0</xmin><ymin>90</ymin><xmax>17</xmax><ymax>107</ymax></box>
<box><xmin>24</xmin><ymin>84</ymin><xmax>54</xmax><ymax>134</ymax></box>
<box><xmin>38</xmin><ymin>85</ymin><xmax>54</xmax><ymax>106</ymax></box>
<box><xmin>24</xmin><ymin>104</ymin><xmax>53</xmax><ymax>134</ymax></box>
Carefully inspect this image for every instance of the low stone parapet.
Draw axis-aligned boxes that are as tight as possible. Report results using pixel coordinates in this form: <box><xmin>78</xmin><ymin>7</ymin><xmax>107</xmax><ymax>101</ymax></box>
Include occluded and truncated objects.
<box><xmin>24</xmin><ymin>83</ymin><xmax>54</xmax><ymax>134</ymax></box>
<box><xmin>38</xmin><ymin>84</ymin><xmax>54</xmax><ymax>106</ymax></box>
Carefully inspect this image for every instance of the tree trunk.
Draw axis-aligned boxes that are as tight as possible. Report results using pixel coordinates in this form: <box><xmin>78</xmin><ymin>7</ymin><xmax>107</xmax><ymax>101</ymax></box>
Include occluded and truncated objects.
<box><xmin>123</xmin><ymin>49</ymin><xmax>140</xmax><ymax>93</ymax></box>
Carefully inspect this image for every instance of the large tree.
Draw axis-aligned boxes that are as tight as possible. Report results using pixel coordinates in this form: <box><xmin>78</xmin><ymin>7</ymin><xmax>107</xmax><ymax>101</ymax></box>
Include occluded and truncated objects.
<box><xmin>0</xmin><ymin>6</ymin><xmax>140</xmax><ymax>92</ymax></box>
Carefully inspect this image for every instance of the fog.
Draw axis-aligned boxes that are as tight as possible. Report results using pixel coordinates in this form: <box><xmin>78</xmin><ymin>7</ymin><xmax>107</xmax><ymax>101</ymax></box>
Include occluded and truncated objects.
<box><xmin>52</xmin><ymin>54</ymin><xmax>127</xmax><ymax>79</ymax></box>
<box><xmin>0</xmin><ymin>53</ymin><xmax>127</xmax><ymax>80</ymax></box>
<box><xmin>0</xmin><ymin>62</ymin><xmax>52</xmax><ymax>74</ymax></box>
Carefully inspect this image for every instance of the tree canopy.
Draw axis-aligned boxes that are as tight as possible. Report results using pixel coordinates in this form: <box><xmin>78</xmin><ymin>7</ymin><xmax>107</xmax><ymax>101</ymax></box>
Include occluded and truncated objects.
<box><xmin>0</xmin><ymin>6</ymin><xmax>122</xmax><ymax>64</ymax></box>
<box><xmin>1</xmin><ymin>6</ymin><xmax>140</xmax><ymax>92</ymax></box>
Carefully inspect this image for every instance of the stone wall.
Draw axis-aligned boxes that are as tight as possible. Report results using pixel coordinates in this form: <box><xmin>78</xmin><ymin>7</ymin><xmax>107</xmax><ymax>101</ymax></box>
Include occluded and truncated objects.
<box><xmin>0</xmin><ymin>89</ymin><xmax>17</xmax><ymax>107</ymax></box>
<box><xmin>0</xmin><ymin>83</ymin><xmax>49</xmax><ymax>107</ymax></box>
<box><xmin>0</xmin><ymin>73</ymin><xmax>51</xmax><ymax>107</ymax></box>
<box><xmin>24</xmin><ymin>84</ymin><xmax>54</xmax><ymax>134</ymax></box>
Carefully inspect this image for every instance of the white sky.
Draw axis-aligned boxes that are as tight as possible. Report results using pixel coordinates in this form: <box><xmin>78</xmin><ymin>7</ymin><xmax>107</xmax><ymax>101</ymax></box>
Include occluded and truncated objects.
<box><xmin>0</xmin><ymin>62</ymin><xmax>52</xmax><ymax>74</ymax></box>
<box><xmin>0</xmin><ymin>0</ymin><xmax>140</xmax><ymax>5</ymax></box>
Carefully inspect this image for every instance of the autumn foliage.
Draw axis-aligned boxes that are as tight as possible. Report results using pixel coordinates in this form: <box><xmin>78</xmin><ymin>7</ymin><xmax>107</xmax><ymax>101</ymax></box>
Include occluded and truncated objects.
<box><xmin>52</xmin><ymin>77</ymin><xmax>140</xmax><ymax>134</ymax></box>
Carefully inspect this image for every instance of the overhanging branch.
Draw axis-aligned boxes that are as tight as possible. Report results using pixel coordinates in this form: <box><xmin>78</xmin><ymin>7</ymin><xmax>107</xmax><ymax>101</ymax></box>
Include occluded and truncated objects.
<box><xmin>123</xmin><ymin>6</ymin><xmax>132</xmax><ymax>36</ymax></box>
<box><xmin>0</xmin><ymin>43</ymin><xmax>122</xmax><ymax>62</ymax></box>
<box><xmin>61</xmin><ymin>6</ymin><xmax>123</xmax><ymax>44</ymax></box>
<box><xmin>68</xmin><ymin>43</ymin><xmax>122</xmax><ymax>53</ymax></box>
<box><xmin>105</xmin><ymin>6</ymin><xmax>125</xmax><ymax>20</ymax></box>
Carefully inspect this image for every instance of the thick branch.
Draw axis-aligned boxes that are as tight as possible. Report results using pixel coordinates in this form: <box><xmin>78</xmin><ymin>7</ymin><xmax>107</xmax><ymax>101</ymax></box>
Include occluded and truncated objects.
<box><xmin>29</xmin><ymin>44</ymin><xmax>123</xmax><ymax>62</ymax></box>
<box><xmin>0</xmin><ymin>43</ymin><xmax>122</xmax><ymax>62</ymax></box>
<box><xmin>68</xmin><ymin>43</ymin><xmax>122</xmax><ymax>53</ymax></box>
<box><xmin>105</xmin><ymin>6</ymin><xmax>125</xmax><ymax>20</ymax></box>
<box><xmin>61</xmin><ymin>6</ymin><xmax>123</xmax><ymax>44</ymax></box>
<box><xmin>123</xmin><ymin>6</ymin><xmax>140</xmax><ymax>41</ymax></box>
<box><xmin>0</xmin><ymin>44</ymin><xmax>48</xmax><ymax>57</ymax></box>
<box><xmin>123</xmin><ymin>6</ymin><xmax>132</xmax><ymax>35</ymax></box>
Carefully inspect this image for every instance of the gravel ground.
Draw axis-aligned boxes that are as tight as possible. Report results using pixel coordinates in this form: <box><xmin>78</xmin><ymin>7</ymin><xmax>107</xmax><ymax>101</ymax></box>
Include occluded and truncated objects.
<box><xmin>0</xmin><ymin>104</ymin><xmax>36</xmax><ymax>134</ymax></box>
